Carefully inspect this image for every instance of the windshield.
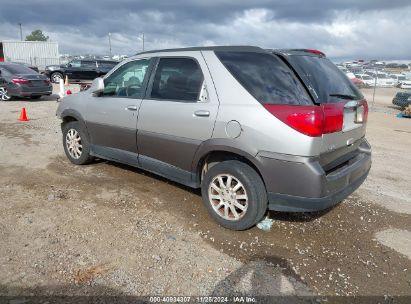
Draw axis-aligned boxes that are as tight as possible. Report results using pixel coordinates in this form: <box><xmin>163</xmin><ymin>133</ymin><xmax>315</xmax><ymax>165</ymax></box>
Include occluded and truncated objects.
<box><xmin>286</xmin><ymin>55</ymin><xmax>363</xmax><ymax>103</ymax></box>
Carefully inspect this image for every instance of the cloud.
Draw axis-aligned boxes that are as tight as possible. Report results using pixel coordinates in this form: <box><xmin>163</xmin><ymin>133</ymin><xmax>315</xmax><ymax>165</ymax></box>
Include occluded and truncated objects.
<box><xmin>0</xmin><ymin>0</ymin><xmax>410</xmax><ymax>59</ymax></box>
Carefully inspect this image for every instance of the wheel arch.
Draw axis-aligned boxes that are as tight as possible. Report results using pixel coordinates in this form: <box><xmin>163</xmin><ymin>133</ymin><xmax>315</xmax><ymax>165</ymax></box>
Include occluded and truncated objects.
<box><xmin>192</xmin><ymin>141</ymin><xmax>266</xmax><ymax>189</ymax></box>
<box><xmin>60</xmin><ymin>109</ymin><xmax>90</xmax><ymax>139</ymax></box>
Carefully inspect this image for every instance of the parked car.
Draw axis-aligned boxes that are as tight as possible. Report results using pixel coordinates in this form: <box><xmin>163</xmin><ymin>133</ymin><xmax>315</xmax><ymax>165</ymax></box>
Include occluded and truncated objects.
<box><xmin>44</xmin><ymin>59</ymin><xmax>118</xmax><ymax>83</ymax></box>
<box><xmin>398</xmin><ymin>80</ymin><xmax>411</xmax><ymax>89</ymax></box>
<box><xmin>367</xmin><ymin>72</ymin><xmax>394</xmax><ymax>87</ymax></box>
<box><xmin>56</xmin><ymin>46</ymin><xmax>371</xmax><ymax>230</ymax></box>
<box><xmin>355</xmin><ymin>74</ymin><xmax>376</xmax><ymax>87</ymax></box>
<box><xmin>392</xmin><ymin>90</ymin><xmax>411</xmax><ymax>109</ymax></box>
<box><xmin>346</xmin><ymin>72</ymin><xmax>364</xmax><ymax>88</ymax></box>
<box><xmin>0</xmin><ymin>62</ymin><xmax>52</xmax><ymax>101</ymax></box>
<box><xmin>389</xmin><ymin>74</ymin><xmax>407</xmax><ymax>86</ymax></box>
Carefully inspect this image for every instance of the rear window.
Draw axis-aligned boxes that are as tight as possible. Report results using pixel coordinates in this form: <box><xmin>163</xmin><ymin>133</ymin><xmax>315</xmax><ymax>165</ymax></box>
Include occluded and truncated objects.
<box><xmin>215</xmin><ymin>51</ymin><xmax>312</xmax><ymax>105</ymax></box>
<box><xmin>286</xmin><ymin>55</ymin><xmax>363</xmax><ymax>103</ymax></box>
<box><xmin>2</xmin><ymin>64</ymin><xmax>36</xmax><ymax>74</ymax></box>
<box><xmin>98</xmin><ymin>61</ymin><xmax>118</xmax><ymax>68</ymax></box>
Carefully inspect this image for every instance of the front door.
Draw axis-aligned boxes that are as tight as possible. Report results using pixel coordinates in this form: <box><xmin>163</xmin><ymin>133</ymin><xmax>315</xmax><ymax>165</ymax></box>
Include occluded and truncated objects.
<box><xmin>85</xmin><ymin>58</ymin><xmax>152</xmax><ymax>165</ymax></box>
<box><xmin>137</xmin><ymin>54</ymin><xmax>219</xmax><ymax>184</ymax></box>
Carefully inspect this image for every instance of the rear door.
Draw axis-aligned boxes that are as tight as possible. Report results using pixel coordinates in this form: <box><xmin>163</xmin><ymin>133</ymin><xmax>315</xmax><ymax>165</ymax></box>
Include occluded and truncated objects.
<box><xmin>85</xmin><ymin>58</ymin><xmax>152</xmax><ymax>165</ymax></box>
<box><xmin>137</xmin><ymin>54</ymin><xmax>218</xmax><ymax>183</ymax></box>
<box><xmin>283</xmin><ymin>54</ymin><xmax>367</xmax><ymax>152</ymax></box>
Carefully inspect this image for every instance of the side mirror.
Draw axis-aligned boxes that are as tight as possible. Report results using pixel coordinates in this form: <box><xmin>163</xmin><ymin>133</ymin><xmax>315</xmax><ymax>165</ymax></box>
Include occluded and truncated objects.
<box><xmin>90</xmin><ymin>77</ymin><xmax>105</xmax><ymax>96</ymax></box>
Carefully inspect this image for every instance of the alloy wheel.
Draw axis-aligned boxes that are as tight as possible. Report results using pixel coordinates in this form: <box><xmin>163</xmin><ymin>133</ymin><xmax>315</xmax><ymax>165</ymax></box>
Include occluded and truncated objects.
<box><xmin>65</xmin><ymin>129</ymin><xmax>83</xmax><ymax>159</ymax></box>
<box><xmin>208</xmin><ymin>174</ymin><xmax>248</xmax><ymax>221</ymax></box>
<box><xmin>0</xmin><ymin>87</ymin><xmax>11</xmax><ymax>101</ymax></box>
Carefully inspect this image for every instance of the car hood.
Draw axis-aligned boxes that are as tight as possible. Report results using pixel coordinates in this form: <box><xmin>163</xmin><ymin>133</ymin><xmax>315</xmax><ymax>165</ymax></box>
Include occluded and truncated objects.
<box><xmin>45</xmin><ymin>65</ymin><xmax>62</xmax><ymax>70</ymax></box>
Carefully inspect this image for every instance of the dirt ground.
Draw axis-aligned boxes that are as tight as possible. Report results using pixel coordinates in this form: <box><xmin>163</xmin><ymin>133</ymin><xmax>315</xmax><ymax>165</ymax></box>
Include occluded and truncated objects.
<box><xmin>0</xmin><ymin>86</ymin><xmax>410</xmax><ymax>299</ymax></box>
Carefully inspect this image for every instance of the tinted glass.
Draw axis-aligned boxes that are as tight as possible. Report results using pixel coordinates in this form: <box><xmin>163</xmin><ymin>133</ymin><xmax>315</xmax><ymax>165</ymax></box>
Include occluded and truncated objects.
<box><xmin>215</xmin><ymin>51</ymin><xmax>312</xmax><ymax>105</ymax></box>
<box><xmin>287</xmin><ymin>55</ymin><xmax>363</xmax><ymax>103</ymax></box>
<box><xmin>81</xmin><ymin>61</ymin><xmax>96</xmax><ymax>68</ymax></box>
<box><xmin>70</xmin><ymin>60</ymin><xmax>81</xmax><ymax>68</ymax></box>
<box><xmin>98</xmin><ymin>61</ymin><xmax>118</xmax><ymax>68</ymax></box>
<box><xmin>103</xmin><ymin>59</ymin><xmax>149</xmax><ymax>98</ymax></box>
<box><xmin>150</xmin><ymin>58</ymin><xmax>204</xmax><ymax>102</ymax></box>
<box><xmin>2</xmin><ymin>64</ymin><xmax>36</xmax><ymax>74</ymax></box>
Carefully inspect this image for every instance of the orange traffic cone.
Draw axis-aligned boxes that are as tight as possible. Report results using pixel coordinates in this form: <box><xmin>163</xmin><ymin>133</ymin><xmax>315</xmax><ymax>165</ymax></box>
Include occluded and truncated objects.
<box><xmin>64</xmin><ymin>75</ymin><xmax>69</xmax><ymax>86</ymax></box>
<box><xmin>18</xmin><ymin>107</ymin><xmax>29</xmax><ymax>122</ymax></box>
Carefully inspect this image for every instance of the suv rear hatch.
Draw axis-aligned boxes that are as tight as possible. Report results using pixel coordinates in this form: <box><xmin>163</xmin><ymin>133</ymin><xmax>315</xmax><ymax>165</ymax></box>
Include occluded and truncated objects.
<box><xmin>274</xmin><ymin>50</ymin><xmax>369</xmax><ymax>174</ymax></box>
<box><xmin>215</xmin><ymin>49</ymin><xmax>369</xmax><ymax>178</ymax></box>
<box><xmin>275</xmin><ymin>50</ymin><xmax>368</xmax><ymax>151</ymax></box>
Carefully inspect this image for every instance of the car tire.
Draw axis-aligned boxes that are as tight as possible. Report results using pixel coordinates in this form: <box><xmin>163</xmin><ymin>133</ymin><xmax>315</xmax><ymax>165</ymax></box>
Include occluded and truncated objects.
<box><xmin>201</xmin><ymin>160</ymin><xmax>267</xmax><ymax>230</ymax></box>
<box><xmin>62</xmin><ymin>121</ymin><xmax>94</xmax><ymax>165</ymax></box>
<box><xmin>0</xmin><ymin>87</ymin><xmax>12</xmax><ymax>101</ymax></box>
<box><xmin>51</xmin><ymin>72</ymin><xmax>64</xmax><ymax>84</ymax></box>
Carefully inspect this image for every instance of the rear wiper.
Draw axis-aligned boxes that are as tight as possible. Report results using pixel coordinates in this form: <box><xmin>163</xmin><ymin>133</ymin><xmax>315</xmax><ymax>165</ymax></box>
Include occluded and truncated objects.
<box><xmin>329</xmin><ymin>93</ymin><xmax>356</xmax><ymax>100</ymax></box>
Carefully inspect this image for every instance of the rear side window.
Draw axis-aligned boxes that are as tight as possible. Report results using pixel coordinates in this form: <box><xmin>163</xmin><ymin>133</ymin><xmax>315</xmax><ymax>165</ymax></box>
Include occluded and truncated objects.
<box><xmin>215</xmin><ymin>51</ymin><xmax>312</xmax><ymax>105</ymax></box>
<box><xmin>81</xmin><ymin>61</ymin><xmax>96</xmax><ymax>68</ymax></box>
<box><xmin>286</xmin><ymin>55</ymin><xmax>362</xmax><ymax>103</ymax></box>
<box><xmin>150</xmin><ymin>58</ymin><xmax>204</xmax><ymax>102</ymax></box>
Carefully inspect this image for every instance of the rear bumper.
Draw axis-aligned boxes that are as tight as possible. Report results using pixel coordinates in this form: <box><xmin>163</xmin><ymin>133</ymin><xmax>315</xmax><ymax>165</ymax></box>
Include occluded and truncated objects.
<box><xmin>8</xmin><ymin>85</ymin><xmax>52</xmax><ymax>97</ymax></box>
<box><xmin>267</xmin><ymin>166</ymin><xmax>370</xmax><ymax>212</ymax></box>
<box><xmin>257</xmin><ymin>138</ymin><xmax>372</xmax><ymax>212</ymax></box>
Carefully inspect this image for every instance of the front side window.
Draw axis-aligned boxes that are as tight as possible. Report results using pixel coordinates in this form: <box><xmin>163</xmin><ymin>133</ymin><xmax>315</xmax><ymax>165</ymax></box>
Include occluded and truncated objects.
<box><xmin>103</xmin><ymin>59</ymin><xmax>149</xmax><ymax>98</ymax></box>
<box><xmin>69</xmin><ymin>60</ymin><xmax>81</xmax><ymax>68</ymax></box>
<box><xmin>150</xmin><ymin>58</ymin><xmax>204</xmax><ymax>102</ymax></box>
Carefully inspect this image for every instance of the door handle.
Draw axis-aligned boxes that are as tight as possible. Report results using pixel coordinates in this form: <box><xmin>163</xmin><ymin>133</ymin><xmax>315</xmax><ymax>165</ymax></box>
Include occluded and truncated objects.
<box><xmin>194</xmin><ymin>110</ymin><xmax>210</xmax><ymax>117</ymax></box>
<box><xmin>126</xmin><ymin>105</ymin><xmax>138</xmax><ymax>111</ymax></box>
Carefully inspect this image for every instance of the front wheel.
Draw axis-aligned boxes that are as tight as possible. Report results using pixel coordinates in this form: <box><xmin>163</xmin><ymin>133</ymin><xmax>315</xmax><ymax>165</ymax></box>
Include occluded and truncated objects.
<box><xmin>201</xmin><ymin>160</ymin><xmax>267</xmax><ymax>230</ymax></box>
<box><xmin>0</xmin><ymin>87</ymin><xmax>11</xmax><ymax>101</ymax></box>
<box><xmin>62</xmin><ymin>121</ymin><xmax>94</xmax><ymax>165</ymax></box>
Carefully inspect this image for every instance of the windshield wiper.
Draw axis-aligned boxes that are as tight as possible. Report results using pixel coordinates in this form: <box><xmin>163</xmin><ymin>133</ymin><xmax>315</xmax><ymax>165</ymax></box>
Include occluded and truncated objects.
<box><xmin>329</xmin><ymin>93</ymin><xmax>356</xmax><ymax>100</ymax></box>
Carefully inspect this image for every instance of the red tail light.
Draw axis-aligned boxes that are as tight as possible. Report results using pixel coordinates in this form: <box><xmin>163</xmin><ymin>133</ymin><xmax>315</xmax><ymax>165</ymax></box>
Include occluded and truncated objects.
<box><xmin>263</xmin><ymin>102</ymin><xmax>344</xmax><ymax>137</ymax></box>
<box><xmin>361</xmin><ymin>99</ymin><xmax>369</xmax><ymax>123</ymax></box>
<box><xmin>12</xmin><ymin>78</ymin><xmax>31</xmax><ymax>84</ymax></box>
<box><xmin>44</xmin><ymin>79</ymin><xmax>50</xmax><ymax>85</ymax></box>
<box><xmin>306</xmin><ymin>49</ymin><xmax>325</xmax><ymax>57</ymax></box>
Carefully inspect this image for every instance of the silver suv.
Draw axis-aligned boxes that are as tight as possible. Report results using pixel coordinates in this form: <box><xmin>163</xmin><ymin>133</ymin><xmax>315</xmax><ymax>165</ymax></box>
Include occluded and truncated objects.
<box><xmin>56</xmin><ymin>46</ymin><xmax>371</xmax><ymax>230</ymax></box>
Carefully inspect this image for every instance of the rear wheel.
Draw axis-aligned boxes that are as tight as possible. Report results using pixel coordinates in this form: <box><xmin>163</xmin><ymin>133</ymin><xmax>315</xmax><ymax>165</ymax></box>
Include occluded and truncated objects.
<box><xmin>51</xmin><ymin>72</ymin><xmax>63</xmax><ymax>84</ymax></box>
<box><xmin>0</xmin><ymin>87</ymin><xmax>11</xmax><ymax>101</ymax></box>
<box><xmin>62</xmin><ymin>121</ymin><xmax>94</xmax><ymax>165</ymax></box>
<box><xmin>201</xmin><ymin>160</ymin><xmax>267</xmax><ymax>230</ymax></box>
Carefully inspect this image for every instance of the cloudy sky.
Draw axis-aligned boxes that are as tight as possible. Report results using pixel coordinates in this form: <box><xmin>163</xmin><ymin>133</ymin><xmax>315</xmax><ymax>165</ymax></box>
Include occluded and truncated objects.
<box><xmin>1</xmin><ymin>0</ymin><xmax>410</xmax><ymax>60</ymax></box>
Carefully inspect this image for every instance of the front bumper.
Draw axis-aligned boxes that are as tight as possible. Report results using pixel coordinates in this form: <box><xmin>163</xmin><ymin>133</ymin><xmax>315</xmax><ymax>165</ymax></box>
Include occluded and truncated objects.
<box><xmin>257</xmin><ymin>138</ymin><xmax>372</xmax><ymax>212</ymax></box>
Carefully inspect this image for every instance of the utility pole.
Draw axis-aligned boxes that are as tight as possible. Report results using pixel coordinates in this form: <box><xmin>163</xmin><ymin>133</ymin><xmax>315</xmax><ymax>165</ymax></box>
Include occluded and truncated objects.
<box><xmin>142</xmin><ymin>32</ymin><xmax>145</xmax><ymax>52</ymax></box>
<box><xmin>18</xmin><ymin>23</ymin><xmax>23</xmax><ymax>41</ymax></box>
<box><xmin>108</xmin><ymin>32</ymin><xmax>112</xmax><ymax>58</ymax></box>
<box><xmin>138</xmin><ymin>33</ymin><xmax>145</xmax><ymax>52</ymax></box>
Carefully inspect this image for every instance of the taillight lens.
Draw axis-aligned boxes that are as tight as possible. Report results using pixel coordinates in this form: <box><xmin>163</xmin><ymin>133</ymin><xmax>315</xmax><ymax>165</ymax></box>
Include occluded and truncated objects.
<box><xmin>322</xmin><ymin>103</ymin><xmax>345</xmax><ymax>134</ymax></box>
<box><xmin>263</xmin><ymin>102</ymin><xmax>345</xmax><ymax>137</ymax></box>
<box><xmin>44</xmin><ymin>79</ymin><xmax>50</xmax><ymax>85</ymax></box>
<box><xmin>12</xmin><ymin>78</ymin><xmax>31</xmax><ymax>84</ymax></box>
<box><xmin>361</xmin><ymin>99</ymin><xmax>369</xmax><ymax>123</ymax></box>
